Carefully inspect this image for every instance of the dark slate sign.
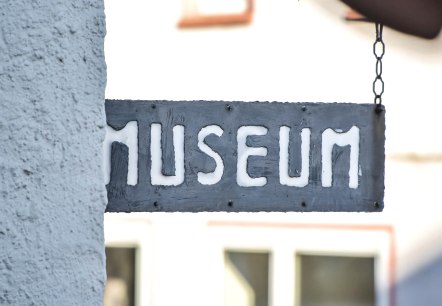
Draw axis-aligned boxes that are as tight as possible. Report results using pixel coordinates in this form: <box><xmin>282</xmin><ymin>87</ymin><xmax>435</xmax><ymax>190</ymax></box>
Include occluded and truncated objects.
<box><xmin>104</xmin><ymin>100</ymin><xmax>385</xmax><ymax>212</ymax></box>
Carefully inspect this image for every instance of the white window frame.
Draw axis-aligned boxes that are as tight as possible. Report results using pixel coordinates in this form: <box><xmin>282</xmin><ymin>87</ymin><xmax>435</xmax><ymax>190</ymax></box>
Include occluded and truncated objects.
<box><xmin>208</xmin><ymin>221</ymin><xmax>394</xmax><ymax>306</ymax></box>
<box><xmin>104</xmin><ymin>214</ymin><xmax>153</xmax><ymax>306</ymax></box>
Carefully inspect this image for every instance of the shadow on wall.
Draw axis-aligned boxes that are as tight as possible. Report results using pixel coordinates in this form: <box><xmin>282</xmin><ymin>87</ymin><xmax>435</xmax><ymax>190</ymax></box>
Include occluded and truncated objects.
<box><xmin>397</xmin><ymin>252</ymin><xmax>442</xmax><ymax>306</ymax></box>
<box><xmin>312</xmin><ymin>0</ymin><xmax>442</xmax><ymax>56</ymax></box>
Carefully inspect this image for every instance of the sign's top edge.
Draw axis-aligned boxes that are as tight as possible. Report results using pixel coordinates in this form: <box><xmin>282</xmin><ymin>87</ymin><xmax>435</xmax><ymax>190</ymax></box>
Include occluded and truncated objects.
<box><xmin>105</xmin><ymin>99</ymin><xmax>377</xmax><ymax>107</ymax></box>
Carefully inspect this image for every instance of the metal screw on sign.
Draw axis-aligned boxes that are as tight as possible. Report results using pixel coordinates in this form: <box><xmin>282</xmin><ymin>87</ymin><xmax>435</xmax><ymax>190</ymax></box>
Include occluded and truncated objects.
<box><xmin>373</xmin><ymin>23</ymin><xmax>385</xmax><ymax>114</ymax></box>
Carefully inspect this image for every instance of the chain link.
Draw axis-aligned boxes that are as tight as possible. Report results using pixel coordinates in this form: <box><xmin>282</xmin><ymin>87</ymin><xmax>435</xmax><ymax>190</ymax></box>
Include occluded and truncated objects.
<box><xmin>373</xmin><ymin>23</ymin><xmax>385</xmax><ymax>108</ymax></box>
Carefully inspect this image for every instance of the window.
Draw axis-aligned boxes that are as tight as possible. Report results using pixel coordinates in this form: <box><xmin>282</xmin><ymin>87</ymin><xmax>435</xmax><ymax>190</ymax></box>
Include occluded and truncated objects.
<box><xmin>297</xmin><ymin>254</ymin><xmax>375</xmax><ymax>306</ymax></box>
<box><xmin>179</xmin><ymin>0</ymin><xmax>254</xmax><ymax>28</ymax></box>
<box><xmin>104</xmin><ymin>215</ymin><xmax>152</xmax><ymax>306</ymax></box>
<box><xmin>105</xmin><ymin>247</ymin><xmax>137</xmax><ymax>306</ymax></box>
<box><xmin>224</xmin><ymin>251</ymin><xmax>270</xmax><ymax>306</ymax></box>
<box><xmin>210</xmin><ymin>221</ymin><xmax>394</xmax><ymax>306</ymax></box>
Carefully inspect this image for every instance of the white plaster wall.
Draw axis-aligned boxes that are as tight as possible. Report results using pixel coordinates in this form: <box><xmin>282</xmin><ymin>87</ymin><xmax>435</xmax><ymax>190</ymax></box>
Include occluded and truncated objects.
<box><xmin>104</xmin><ymin>0</ymin><xmax>442</xmax><ymax>305</ymax></box>
<box><xmin>0</xmin><ymin>0</ymin><xmax>107</xmax><ymax>304</ymax></box>
<box><xmin>105</xmin><ymin>0</ymin><xmax>442</xmax><ymax>155</ymax></box>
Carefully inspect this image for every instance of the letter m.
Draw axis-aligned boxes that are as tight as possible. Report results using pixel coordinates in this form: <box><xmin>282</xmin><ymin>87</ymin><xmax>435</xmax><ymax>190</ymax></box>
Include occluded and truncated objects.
<box><xmin>321</xmin><ymin>126</ymin><xmax>360</xmax><ymax>189</ymax></box>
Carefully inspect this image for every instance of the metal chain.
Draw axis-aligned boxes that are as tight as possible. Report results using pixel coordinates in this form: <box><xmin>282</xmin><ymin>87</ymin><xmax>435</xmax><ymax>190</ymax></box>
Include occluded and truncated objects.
<box><xmin>373</xmin><ymin>23</ymin><xmax>385</xmax><ymax>110</ymax></box>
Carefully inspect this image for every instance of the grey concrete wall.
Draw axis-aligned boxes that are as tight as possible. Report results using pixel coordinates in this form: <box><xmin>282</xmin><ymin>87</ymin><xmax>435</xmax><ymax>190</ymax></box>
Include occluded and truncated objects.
<box><xmin>0</xmin><ymin>1</ymin><xmax>107</xmax><ymax>305</ymax></box>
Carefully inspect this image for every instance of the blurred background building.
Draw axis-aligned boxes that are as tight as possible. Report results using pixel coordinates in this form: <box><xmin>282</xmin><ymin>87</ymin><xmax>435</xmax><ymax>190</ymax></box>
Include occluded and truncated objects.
<box><xmin>103</xmin><ymin>0</ymin><xmax>442</xmax><ymax>305</ymax></box>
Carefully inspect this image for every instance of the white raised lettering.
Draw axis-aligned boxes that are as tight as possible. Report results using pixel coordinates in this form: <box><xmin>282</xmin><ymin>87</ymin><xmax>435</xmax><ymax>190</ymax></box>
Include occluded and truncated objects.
<box><xmin>279</xmin><ymin>127</ymin><xmax>311</xmax><ymax>187</ymax></box>
<box><xmin>103</xmin><ymin>121</ymin><xmax>138</xmax><ymax>186</ymax></box>
<box><xmin>197</xmin><ymin>125</ymin><xmax>225</xmax><ymax>185</ymax></box>
<box><xmin>237</xmin><ymin>126</ymin><xmax>268</xmax><ymax>187</ymax></box>
<box><xmin>151</xmin><ymin>124</ymin><xmax>185</xmax><ymax>186</ymax></box>
<box><xmin>321</xmin><ymin>126</ymin><xmax>360</xmax><ymax>189</ymax></box>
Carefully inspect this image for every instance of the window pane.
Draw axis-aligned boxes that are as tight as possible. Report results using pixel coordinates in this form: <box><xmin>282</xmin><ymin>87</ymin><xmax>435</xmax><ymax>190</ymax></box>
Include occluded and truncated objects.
<box><xmin>224</xmin><ymin>251</ymin><xmax>269</xmax><ymax>306</ymax></box>
<box><xmin>297</xmin><ymin>255</ymin><xmax>375</xmax><ymax>306</ymax></box>
<box><xmin>105</xmin><ymin>247</ymin><xmax>137</xmax><ymax>306</ymax></box>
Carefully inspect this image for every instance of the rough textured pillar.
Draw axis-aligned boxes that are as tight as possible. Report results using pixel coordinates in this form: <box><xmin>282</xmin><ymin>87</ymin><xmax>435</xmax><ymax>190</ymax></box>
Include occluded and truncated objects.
<box><xmin>0</xmin><ymin>1</ymin><xmax>107</xmax><ymax>305</ymax></box>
